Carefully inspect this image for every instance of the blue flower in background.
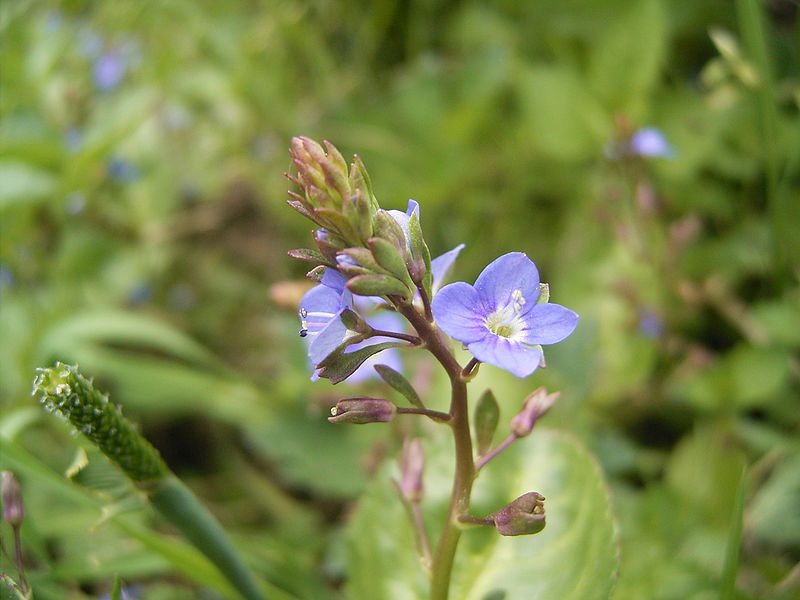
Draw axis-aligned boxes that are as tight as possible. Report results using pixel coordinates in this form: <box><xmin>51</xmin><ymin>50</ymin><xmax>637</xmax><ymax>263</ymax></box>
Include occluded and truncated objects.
<box><xmin>106</xmin><ymin>157</ymin><xmax>140</xmax><ymax>183</ymax></box>
<box><xmin>630</xmin><ymin>127</ymin><xmax>674</xmax><ymax>159</ymax></box>
<box><xmin>93</xmin><ymin>49</ymin><xmax>127</xmax><ymax>90</ymax></box>
<box><xmin>432</xmin><ymin>252</ymin><xmax>578</xmax><ymax>378</ymax></box>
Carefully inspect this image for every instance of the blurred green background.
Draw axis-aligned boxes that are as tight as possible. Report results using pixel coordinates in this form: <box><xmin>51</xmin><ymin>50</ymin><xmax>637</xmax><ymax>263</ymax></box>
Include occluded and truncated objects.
<box><xmin>1</xmin><ymin>0</ymin><xmax>798</xmax><ymax>598</ymax></box>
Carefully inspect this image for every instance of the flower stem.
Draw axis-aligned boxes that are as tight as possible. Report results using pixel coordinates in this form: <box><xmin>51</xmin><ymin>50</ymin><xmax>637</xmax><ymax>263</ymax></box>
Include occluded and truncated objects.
<box><xmin>399</xmin><ymin>306</ymin><xmax>475</xmax><ymax>600</ymax></box>
<box><xmin>368</xmin><ymin>328</ymin><xmax>422</xmax><ymax>345</ymax></box>
<box><xmin>475</xmin><ymin>433</ymin><xmax>518</xmax><ymax>472</ymax></box>
<box><xmin>397</xmin><ymin>407</ymin><xmax>451</xmax><ymax>422</ymax></box>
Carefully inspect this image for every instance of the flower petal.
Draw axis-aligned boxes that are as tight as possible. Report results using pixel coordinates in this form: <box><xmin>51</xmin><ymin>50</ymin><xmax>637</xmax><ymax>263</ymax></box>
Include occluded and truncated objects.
<box><xmin>431</xmin><ymin>282</ymin><xmax>487</xmax><ymax>344</ymax></box>
<box><xmin>520</xmin><ymin>303</ymin><xmax>579</xmax><ymax>345</ymax></box>
<box><xmin>431</xmin><ymin>244</ymin><xmax>465</xmax><ymax>295</ymax></box>
<box><xmin>299</xmin><ymin>284</ymin><xmax>342</xmax><ymax>333</ymax></box>
<box><xmin>473</xmin><ymin>252</ymin><xmax>540</xmax><ymax>313</ymax></box>
<box><xmin>308</xmin><ymin>317</ymin><xmax>348</xmax><ymax>365</ymax></box>
<box><xmin>467</xmin><ymin>335</ymin><xmax>543</xmax><ymax>378</ymax></box>
<box><xmin>320</xmin><ymin>268</ymin><xmax>347</xmax><ymax>293</ymax></box>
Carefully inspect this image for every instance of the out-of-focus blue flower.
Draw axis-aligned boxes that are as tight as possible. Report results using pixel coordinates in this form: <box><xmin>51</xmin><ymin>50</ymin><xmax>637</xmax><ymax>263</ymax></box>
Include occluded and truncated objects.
<box><xmin>64</xmin><ymin>128</ymin><xmax>83</xmax><ymax>153</ymax></box>
<box><xmin>127</xmin><ymin>282</ymin><xmax>153</xmax><ymax>306</ymax></box>
<box><xmin>638</xmin><ymin>309</ymin><xmax>664</xmax><ymax>338</ymax></box>
<box><xmin>432</xmin><ymin>253</ymin><xmax>578</xmax><ymax>378</ymax></box>
<box><xmin>106</xmin><ymin>157</ymin><xmax>140</xmax><ymax>183</ymax></box>
<box><xmin>0</xmin><ymin>263</ymin><xmax>14</xmax><ymax>293</ymax></box>
<box><xmin>630</xmin><ymin>127</ymin><xmax>674</xmax><ymax>158</ymax></box>
<box><xmin>93</xmin><ymin>49</ymin><xmax>127</xmax><ymax>90</ymax></box>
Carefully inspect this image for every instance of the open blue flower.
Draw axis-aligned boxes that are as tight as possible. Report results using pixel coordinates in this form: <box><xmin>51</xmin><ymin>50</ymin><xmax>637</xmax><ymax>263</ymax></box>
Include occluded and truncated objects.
<box><xmin>431</xmin><ymin>252</ymin><xmax>578</xmax><ymax>378</ymax></box>
<box><xmin>298</xmin><ymin>270</ymin><xmax>404</xmax><ymax>381</ymax></box>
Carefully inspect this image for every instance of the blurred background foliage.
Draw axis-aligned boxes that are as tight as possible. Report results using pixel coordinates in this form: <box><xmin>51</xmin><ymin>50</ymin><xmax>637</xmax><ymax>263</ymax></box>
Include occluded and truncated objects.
<box><xmin>1</xmin><ymin>0</ymin><xmax>799</xmax><ymax>598</ymax></box>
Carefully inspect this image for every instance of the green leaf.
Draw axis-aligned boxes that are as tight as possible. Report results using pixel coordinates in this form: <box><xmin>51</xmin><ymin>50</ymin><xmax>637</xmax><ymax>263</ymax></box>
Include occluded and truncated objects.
<box><xmin>346</xmin><ymin>429</ymin><xmax>619</xmax><ymax>599</ymax></box>
<box><xmin>588</xmin><ymin>0</ymin><xmax>666</xmax><ymax>117</ymax></box>
<box><xmin>318</xmin><ymin>341</ymin><xmax>406</xmax><ymax>384</ymax></box>
<box><xmin>287</xmin><ymin>248</ymin><xmax>330</xmax><ymax>265</ymax></box>
<box><xmin>110</xmin><ymin>575</ymin><xmax>123</xmax><ymax>600</ymax></box>
<box><xmin>374</xmin><ymin>364</ymin><xmax>424</xmax><ymax>409</ymax></box>
<box><xmin>346</xmin><ymin>274</ymin><xmax>411</xmax><ymax>299</ymax></box>
<box><xmin>368</xmin><ymin>237</ymin><xmax>413</xmax><ymax>286</ymax></box>
<box><xmin>474</xmin><ymin>390</ymin><xmax>500</xmax><ymax>457</ymax></box>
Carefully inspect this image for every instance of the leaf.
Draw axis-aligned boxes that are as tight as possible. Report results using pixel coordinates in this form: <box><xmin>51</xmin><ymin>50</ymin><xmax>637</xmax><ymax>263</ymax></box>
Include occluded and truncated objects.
<box><xmin>0</xmin><ymin>160</ymin><xmax>56</xmax><ymax>209</ymax></box>
<box><xmin>346</xmin><ymin>429</ymin><xmax>619</xmax><ymax>599</ymax></box>
<box><xmin>588</xmin><ymin>0</ymin><xmax>666</xmax><ymax>117</ymax></box>
<box><xmin>374</xmin><ymin>364</ymin><xmax>424</xmax><ymax>409</ymax></box>
<box><xmin>368</xmin><ymin>237</ymin><xmax>413</xmax><ymax>285</ymax></box>
<box><xmin>287</xmin><ymin>248</ymin><xmax>329</xmax><ymax>265</ymax></box>
<box><xmin>346</xmin><ymin>274</ymin><xmax>410</xmax><ymax>299</ymax></box>
<box><xmin>318</xmin><ymin>341</ymin><xmax>406</xmax><ymax>384</ymax></box>
<box><xmin>474</xmin><ymin>390</ymin><xmax>500</xmax><ymax>457</ymax></box>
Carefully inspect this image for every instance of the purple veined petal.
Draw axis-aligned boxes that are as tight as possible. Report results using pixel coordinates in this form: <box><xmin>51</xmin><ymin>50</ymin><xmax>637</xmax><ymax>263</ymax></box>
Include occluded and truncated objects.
<box><xmin>519</xmin><ymin>303</ymin><xmax>579</xmax><ymax>346</ymax></box>
<box><xmin>308</xmin><ymin>316</ymin><xmax>349</xmax><ymax>365</ymax></box>
<box><xmin>431</xmin><ymin>244</ymin><xmax>465</xmax><ymax>295</ymax></box>
<box><xmin>299</xmin><ymin>284</ymin><xmax>342</xmax><ymax>330</ymax></box>
<box><xmin>431</xmin><ymin>282</ymin><xmax>488</xmax><ymax>344</ymax></box>
<box><xmin>473</xmin><ymin>252</ymin><xmax>541</xmax><ymax>314</ymax></box>
<box><xmin>467</xmin><ymin>335</ymin><xmax>543</xmax><ymax>378</ymax></box>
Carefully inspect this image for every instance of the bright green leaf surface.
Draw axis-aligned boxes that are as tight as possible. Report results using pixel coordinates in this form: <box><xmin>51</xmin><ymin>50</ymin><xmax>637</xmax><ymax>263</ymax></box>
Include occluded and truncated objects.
<box><xmin>346</xmin><ymin>429</ymin><xmax>618</xmax><ymax>600</ymax></box>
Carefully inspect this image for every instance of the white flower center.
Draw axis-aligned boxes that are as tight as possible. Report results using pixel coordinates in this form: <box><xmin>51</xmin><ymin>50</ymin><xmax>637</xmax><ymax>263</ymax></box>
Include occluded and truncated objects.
<box><xmin>485</xmin><ymin>290</ymin><xmax>526</xmax><ymax>340</ymax></box>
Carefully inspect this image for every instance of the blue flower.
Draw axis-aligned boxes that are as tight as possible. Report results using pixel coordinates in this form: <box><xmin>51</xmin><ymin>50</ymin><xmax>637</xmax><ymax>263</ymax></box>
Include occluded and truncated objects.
<box><xmin>431</xmin><ymin>252</ymin><xmax>578</xmax><ymax>378</ymax></box>
<box><xmin>298</xmin><ymin>270</ymin><xmax>404</xmax><ymax>382</ymax></box>
<box><xmin>630</xmin><ymin>127</ymin><xmax>674</xmax><ymax>158</ymax></box>
<box><xmin>93</xmin><ymin>49</ymin><xmax>127</xmax><ymax>91</ymax></box>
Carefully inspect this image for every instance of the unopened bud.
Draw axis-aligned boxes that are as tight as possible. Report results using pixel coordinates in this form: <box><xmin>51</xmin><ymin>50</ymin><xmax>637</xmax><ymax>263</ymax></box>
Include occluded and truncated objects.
<box><xmin>328</xmin><ymin>397</ymin><xmax>396</xmax><ymax>424</ymax></box>
<box><xmin>399</xmin><ymin>438</ymin><xmax>425</xmax><ymax>502</ymax></box>
<box><xmin>1</xmin><ymin>471</ymin><xmax>25</xmax><ymax>527</ymax></box>
<box><xmin>492</xmin><ymin>492</ymin><xmax>546</xmax><ymax>536</ymax></box>
<box><xmin>510</xmin><ymin>388</ymin><xmax>559</xmax><ymax>438</ymax></box>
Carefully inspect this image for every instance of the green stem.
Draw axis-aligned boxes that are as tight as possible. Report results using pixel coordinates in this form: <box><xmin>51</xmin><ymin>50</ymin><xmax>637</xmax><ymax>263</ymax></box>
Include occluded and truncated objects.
<box><xmin>148</xmin><ymin>477</ymin><xmax>266</xmax><ymax>600</ymax></box>
<box><xmin>400</xmin><ymin>306</ymin><xmax>475</xmax><ymax>600</ymax></box>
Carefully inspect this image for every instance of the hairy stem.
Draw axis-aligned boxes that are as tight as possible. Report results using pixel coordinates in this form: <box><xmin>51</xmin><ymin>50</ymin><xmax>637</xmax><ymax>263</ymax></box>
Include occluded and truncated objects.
<box><xmin>400</xmin><ymin>306</ymin><xmax>475</xmax><ymax>600</ymax></box>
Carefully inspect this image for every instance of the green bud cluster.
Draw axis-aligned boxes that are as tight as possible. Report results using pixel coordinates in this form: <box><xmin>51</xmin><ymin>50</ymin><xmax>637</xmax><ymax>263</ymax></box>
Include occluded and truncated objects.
<box><xmin>287</xmin><ymin>137</ymin><xmax>433</xmax><ymax>303</ymax></box>
<box><xmin>32</xmin><ymin>363</ymin><xmax>169</xmax><ymax>483</ymax></box>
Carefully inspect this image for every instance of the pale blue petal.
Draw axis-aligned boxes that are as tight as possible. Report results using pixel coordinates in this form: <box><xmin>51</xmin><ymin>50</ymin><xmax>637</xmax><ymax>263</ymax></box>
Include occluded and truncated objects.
<box><xmin>473</xmin><ymin>253</ymin><xmax>540</xmax><ymax>313</ymax></box>
<box><xmin>431</xmin><ymin>244</ymin><xmax>465</xmax><ymax>295</ymax></box>
<box><xmin>299</xmin><ymin>284</ymin><xmax>341</xmax><ymax>334</ymax></box>
<box><xmin>321</xmin><ymin>268</ymin><xmax>347</xmax><ymax>293</ymax></box>
<box><xmin>467</xmin><ymin>335</ymin><xmax>543</xmax><ymax>378</ymax></box>
<box><xmin>520</xmin><ymin>303</ymin><xmax>579</xmax><ymax>345</ymax></box>
<box><xmin>308</xmin><ymin>317</ymin><xmax>348</xmax><ymax>365</ymax></box>
<box><xmin>431</xmin><ymin>282</ymin><xmax>487</xmax><ymax>344</ymax></box>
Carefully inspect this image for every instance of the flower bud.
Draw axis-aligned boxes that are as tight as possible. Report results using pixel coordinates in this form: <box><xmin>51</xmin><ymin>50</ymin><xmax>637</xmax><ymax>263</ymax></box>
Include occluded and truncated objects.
<box><xmin>328</xmin><ymin>397</ymin><xmax>397</xmax><ymax>424</ymax></box>
<box><xmin>492</xmin><ymin>492</ymin><xmax>546</xmax><ymax>536</ymax></box>
<box><xmin>1</xmin><ymin>471</ymin><xmax>25</xmax><ymax>527</ymax></box>
<box><xmin>510</xmin><ymin>388</ymin><xmax>559</xmax><ymax>438</ymax></box>
<box><xmin>399</xmin><ymin>438</ymin><xmax>425</xmax><ymax>503</ymax></box>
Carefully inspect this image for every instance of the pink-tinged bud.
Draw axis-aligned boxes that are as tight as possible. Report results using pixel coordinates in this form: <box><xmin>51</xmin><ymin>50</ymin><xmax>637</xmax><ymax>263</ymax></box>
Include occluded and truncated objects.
<box><xmin>1</xmin><ymin>471</ymin><xmax>25</xmax><ymax>527</ymax></box>
<box><xmin>399</xmin><ymin>438</ymin><xmax>425</xmax><ymax>503</ymax></box>
<box><xmin>510</xmin><ymin>388</ymin><xmax>559</xmax><ymax>438</ymax></box>
<box><xmin>492</xmin><ymin>492</ymin><xmax>546</xmax><ymax>536</ymax></box>
<box><xmin>328</xmin><ymin>397</ymin><xmax>396</xmax><ymax>424</ymax></box>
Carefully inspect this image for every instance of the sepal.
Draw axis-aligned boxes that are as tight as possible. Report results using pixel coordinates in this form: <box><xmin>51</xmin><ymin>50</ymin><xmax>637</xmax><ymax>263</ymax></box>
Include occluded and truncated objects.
<box><xmin>492</xmin><ymin>492</ymin><xmax>546</xmax><ymax>536</ymax></box>
<box><xmin>474</xmin><ymin>389</ymin><xmax>500</xmax><ymax>456</ymax></box>
<box><xmin>328</xmin><ymin>397</ymin><xmax>397</xmax><ymax>424</ymax></box>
